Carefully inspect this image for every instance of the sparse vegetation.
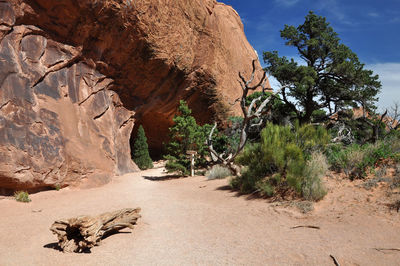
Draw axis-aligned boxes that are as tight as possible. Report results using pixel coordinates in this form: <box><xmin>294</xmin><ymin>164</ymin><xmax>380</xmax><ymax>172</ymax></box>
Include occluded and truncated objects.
<box><xmin>14</xmin><ymin>191</ymin><xmax>31</xmax><ymax>203</ymax></box>
<box><xmin>206</xmin><ymin>165</ymin><xmax>232</xmax><ymax>180</ymax></box>
<box><xmin>293</xmin><ymin>201</ymin><xmax>314</xmax><ymax>214</ymax></box>
<box><xmin>375</xmin><ymin>165</ymin><xmax>388</xmax><ymax>179</ymax></box>
<box><xmin>326</xmin><ymin>140</ymin><xmax>399</xmax><ymax>179</ymax></box>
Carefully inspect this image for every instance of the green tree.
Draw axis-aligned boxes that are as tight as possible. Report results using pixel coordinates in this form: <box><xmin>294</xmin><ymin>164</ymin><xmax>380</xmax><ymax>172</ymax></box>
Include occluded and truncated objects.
<box><xmin>263</xmin><ymin>11</ymin><xmax>381</xmax><ymax>124</ymax></box>
<box><xmin>132</xmin><ymin>125</ymin><xmax>153</xmax><ymax>170</ymax></box>
<box><xmin>164</xmin><ymin>100</ymin><xmax>211</xmax><ymax>175</ymax></box>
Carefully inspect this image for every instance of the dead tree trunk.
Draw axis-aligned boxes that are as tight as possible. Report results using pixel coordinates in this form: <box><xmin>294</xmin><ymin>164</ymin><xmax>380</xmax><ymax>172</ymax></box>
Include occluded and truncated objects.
<box><xmin>208</xmin><ymin>59</ymin><xmax>272</xmax><ymax>175</ymax></box>
<box><xmin>50</xmin><ymin>208</ymin><xmax>141</xmax><ymax>253</ymax></box>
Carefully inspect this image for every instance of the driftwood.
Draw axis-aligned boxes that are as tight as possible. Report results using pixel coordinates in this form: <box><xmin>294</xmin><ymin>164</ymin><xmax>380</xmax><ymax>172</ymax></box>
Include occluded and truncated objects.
<box><xmin>50</xmin><ymin>208</ymin><xmax>141</xmax><ymax>253</ymax></box>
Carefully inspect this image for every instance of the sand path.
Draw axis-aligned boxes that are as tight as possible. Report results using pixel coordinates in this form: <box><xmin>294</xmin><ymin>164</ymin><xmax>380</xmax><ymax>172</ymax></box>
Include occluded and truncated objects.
<box><xmin>1</xmin><ymin>166</ymin><xmax>400</xmax><ymax>265</ymax></box>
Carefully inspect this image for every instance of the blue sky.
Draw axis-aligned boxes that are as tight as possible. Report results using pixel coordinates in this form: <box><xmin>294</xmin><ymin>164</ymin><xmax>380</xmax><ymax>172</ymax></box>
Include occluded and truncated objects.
<box><xmin>219</xmin><ymin>0</ymin><xmax>400</xmax><ymax>111</ymax></box>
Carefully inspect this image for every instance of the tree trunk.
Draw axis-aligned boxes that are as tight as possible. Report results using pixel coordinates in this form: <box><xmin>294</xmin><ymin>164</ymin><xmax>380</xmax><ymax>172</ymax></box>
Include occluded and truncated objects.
<box><xmin>50</xmin><ymin>208</ymin><xmax>141</xmax><ymax>253</ymax></box>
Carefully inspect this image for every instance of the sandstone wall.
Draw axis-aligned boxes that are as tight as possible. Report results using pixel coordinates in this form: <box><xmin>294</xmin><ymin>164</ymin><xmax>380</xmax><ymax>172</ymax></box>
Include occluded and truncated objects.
<box><xmin>0</xmin><ymin>0</ymin><xmax>268</xmax><ymax>192</ymax></box>
<box><xmin>0</xmin><ymin>19</ymin><xmax>137</xmax><ymax>192</ymax></box>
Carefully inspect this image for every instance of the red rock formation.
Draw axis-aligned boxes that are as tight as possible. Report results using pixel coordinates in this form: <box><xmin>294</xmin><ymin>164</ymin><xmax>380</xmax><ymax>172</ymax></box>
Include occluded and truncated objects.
<box><xmin>0</xmin><ymin>0</ymin><xmax>269</xmax><ymax>192</ymax></box>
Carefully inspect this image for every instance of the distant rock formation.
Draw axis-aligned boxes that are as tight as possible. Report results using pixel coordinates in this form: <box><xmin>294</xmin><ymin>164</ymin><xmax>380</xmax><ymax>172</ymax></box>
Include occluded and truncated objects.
<box><xmin>0</xmin><ymin>0</ymin><xmax>268</xmax><ymax>192</ymax></box>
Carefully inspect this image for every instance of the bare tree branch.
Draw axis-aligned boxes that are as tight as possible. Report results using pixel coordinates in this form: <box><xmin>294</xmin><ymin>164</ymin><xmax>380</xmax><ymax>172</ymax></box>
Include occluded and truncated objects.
<box><xmin>388</xmin><ymin>102</ymin><xmax>400</xmax><ymax>130</ymax></box>
<box><xmin>207</xmin><ymin>60</ymin><xmax>272</xmax><ymax>174</ymax></box>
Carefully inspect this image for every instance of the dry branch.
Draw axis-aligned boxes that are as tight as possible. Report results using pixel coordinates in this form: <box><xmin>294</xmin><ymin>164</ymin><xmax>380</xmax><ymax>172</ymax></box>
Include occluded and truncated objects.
<box><xmin>374</xmin><ymin>248</ymin><xmax>400</xmax><ymax>252</ymax></box>
<box><xmin>290</xmin><ymin>225</ymin><xmax>320</xmax><ymax>230</ymax></box>
<box><xmin>330</xmin><ymin>254</ymin><xmax>340</xmax><ymax>266</ymax></box>
<box><xmin>207</xmin><ymin>59</ymin><xmax>272</xmax><ymax>175</ymax></box>
<box><xmin>50</xmin><ymin>208</ymin><xmax>141</xmax><ymax>253</ymax></box>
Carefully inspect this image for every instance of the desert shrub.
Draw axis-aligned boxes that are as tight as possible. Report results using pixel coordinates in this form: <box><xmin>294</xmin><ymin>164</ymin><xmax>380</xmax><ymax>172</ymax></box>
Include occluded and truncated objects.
<box><xmin>220</xmin><ymin>116</ymin><xmax>242</xmax><ymax>155</ymax></box>
<box><xmin>232</xmin><ymin>122</ymin><xmax>329</xmax><ymax>199</ymax></box>
<box><xmin>255</xmin><ymin>178</ymin><xmax>275</xmax><ymax>197</ymax></box>
<box><xmin>390</xmin><ymin>175</ymin><xmax>400</xmax><ymax>190</ymax></box>
<box><xmin>14</xmin><ymin>191</ymin><xmax>31</xmax><ymax>203</ymax></box>
<box><xmin>195</xmin><ymin>170</ymin><xmax>206</xmax><ymax>176</ymax></box>
<box><xmin>132</xmin><ymin>125</ymin><xmax>153</xmax><ymax>170</ymax></box>
<box><xmin>344</xmin><ymin>146</ymin><xmax>367</xmax><ymax>178</ymax></box>
<box><xmin>375</xmin><ymin>165</ymin><xmax>388</xmax><ymax>179</ymax></box>
<box><xmin>164</xmin><ymin>100</ymin><xmax>211</xmax><ymax>176</ymax></box>
<box><xmin>206</xmin><ymin>165</ymin><xmax>232</xmax><ymax>180</ymax></box>
<box><xmin>164</xmin><ymin>156</ymin><xmax>190</xmax><ymax>176</ymax></box>
<box><xmin>362</xmin><ymin>176</ymin><xmax>392</xmax><ymax>190</ymax></box>
<box><xmin>294</xmin><ymin>201</ymin><xmax>314</xmax><ymax>214</ymax></box>
<box><xmin>325</xmin><ymin>144</ymin><xmax>347</xmax><ymax>171</ymax></box>
<box><xmin>326</xmin><ymin>140</ymin><xmax>397</xmax><ymax>179</ymax></box>
<box><xmin>302</xmin><ymin>152</ymin><xmax>328</xmax><ymax>201</ymax></box>
<box><xmin>327</xmin><ymin>110</ymin><xmax>386</xmax><ymax>144</ymax></box>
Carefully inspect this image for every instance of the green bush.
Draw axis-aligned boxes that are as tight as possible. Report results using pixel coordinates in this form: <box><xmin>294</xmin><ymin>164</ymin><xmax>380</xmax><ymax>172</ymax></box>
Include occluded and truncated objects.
<box><xmin>132</xmin><ymin>125</ymin><xmax>154</xmax><ymax>170</ymax></box>
<box><xmin>326</xmin><ymin>140</ymin><xmax>397</xmax><ymax>179</ymax></box>
<box><xmin>302</xmin><ymin>152</ymin><xmax>328</xmax><ymax>201</ymax></box>
<box><xmin>206</xmin><ymin>165</ymin><xmax>232</xmax><ymax>180</ymax></box>
<box><xmin>14</xmin><ymin>191</ymin><xmax>31</xmax><ymax>203</ymax></box>
<box><xmin>231</xmin><ymin>122</ymin><xmax>329</xmax><ymax>199</ymax></box>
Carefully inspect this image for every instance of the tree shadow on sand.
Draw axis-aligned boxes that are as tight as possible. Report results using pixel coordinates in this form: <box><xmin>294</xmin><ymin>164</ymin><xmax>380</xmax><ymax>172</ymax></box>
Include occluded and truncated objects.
<box><xmin>215</xmin><ymin>185</ymin><xmax>263</xmax><ymax>201</ymax></box>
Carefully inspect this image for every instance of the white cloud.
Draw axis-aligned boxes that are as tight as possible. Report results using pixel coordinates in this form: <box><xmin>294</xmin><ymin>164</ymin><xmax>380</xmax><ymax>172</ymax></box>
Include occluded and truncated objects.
<box><xmin>367</xmin><ymin>12</ymin><xmax>380</xmax><ymax>18</ymax></box>
<box><xmin>315</xmin><ymin>0</ymin><xmax>353</xmax><ymax>25</ymax></box>
<box><xmin>274</xmin><ymin>0</ymin><xmax>300</xmax><ymax>7</ymax></box>
<box><xmin>266</xmin><ymin>61</ymin><xmax>400</xmax><ymax>112</ymax></box>
<box><xmin>367</xmin><ymin>63</ymin><xmax>400</xmax><ymax>111</ymax></box>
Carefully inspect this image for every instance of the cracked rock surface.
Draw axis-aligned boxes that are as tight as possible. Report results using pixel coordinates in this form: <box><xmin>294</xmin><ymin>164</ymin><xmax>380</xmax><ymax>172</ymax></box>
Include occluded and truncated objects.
<box><xmin>0</xmin><ymin>24</ymin><xmax>138</xmax><ymax>193</ymax></box>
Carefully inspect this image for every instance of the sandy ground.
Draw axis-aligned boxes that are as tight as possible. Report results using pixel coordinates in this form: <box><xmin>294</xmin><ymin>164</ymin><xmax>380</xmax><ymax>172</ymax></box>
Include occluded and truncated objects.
<box><xmin>1</xmin><ymin>166</ymin><xmax>400</xmax><ymax>266</ymax></box>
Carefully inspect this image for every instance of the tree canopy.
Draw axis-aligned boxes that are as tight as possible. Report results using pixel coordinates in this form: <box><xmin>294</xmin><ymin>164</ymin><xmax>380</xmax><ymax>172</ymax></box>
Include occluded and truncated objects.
<box><xmin>263</xmin><ymin>11</ymin><xmax>381</xmax><ymax>124</ymax></box>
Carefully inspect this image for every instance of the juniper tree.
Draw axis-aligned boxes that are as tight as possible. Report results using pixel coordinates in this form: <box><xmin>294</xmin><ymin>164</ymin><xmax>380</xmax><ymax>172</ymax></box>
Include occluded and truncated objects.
<box><xmin>164</xmin><ymin>100</ymin><xmax>211</xmax><ymax>176</ymax></box>
<box><xmin>263</xmin><ymin>11</ymin><xmax>381</xmax><ymax>124</ymax></box>
<box><xmin>132</xmin><ymin>125</ymin><xmax>153</xmax><ymax>170</ymax></box>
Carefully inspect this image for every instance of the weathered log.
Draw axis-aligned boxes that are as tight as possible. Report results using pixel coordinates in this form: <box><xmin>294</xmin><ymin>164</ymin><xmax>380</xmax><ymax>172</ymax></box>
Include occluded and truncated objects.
<box><xmin>50</xmin><ymin>208</ymin><xmax>141</xmax><ymax>253</ymax></box>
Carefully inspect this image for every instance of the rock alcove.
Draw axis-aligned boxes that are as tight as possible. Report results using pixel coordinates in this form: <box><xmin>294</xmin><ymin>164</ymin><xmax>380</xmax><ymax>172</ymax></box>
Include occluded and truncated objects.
<box><xmin>0</xmin><ymin>0</ymin><xmax>268</xmax><ymax>192</ymax></box>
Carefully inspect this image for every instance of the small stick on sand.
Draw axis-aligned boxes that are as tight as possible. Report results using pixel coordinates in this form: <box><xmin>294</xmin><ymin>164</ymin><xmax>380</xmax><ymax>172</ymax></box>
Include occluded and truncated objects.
<box><xmin>374</xmin><ymin>248</ymin><xmax>400</xmax><ymax>252</ymax></box>
<box><xmin>330</xmin><ymin>255</ymin><xmax>340</xmax><ymax>266</ymax></box>
<box><xmin>290</xmin><ymin>225</ymin><xmax>320</xmax><ymax>229</ymax></box>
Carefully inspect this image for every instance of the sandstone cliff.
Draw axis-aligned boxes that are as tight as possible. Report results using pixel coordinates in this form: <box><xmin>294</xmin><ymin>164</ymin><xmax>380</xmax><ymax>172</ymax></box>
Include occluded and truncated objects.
<box><xmin>0</xmin><ymin>0</ymin><xmax>268</xmax><ymax>192</ymax></box>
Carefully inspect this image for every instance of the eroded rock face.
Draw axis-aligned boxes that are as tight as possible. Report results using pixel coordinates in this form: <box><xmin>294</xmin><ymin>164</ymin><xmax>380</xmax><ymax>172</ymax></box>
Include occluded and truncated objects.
<box><xmin>1</xmin><ymin>0</ymin><xmax>268</xmax><ymax>191</ymax></box>
<box><xmin>0</xmin><ymin>24</ymin><xmax>137</xmax><ymax>193</ymax></box>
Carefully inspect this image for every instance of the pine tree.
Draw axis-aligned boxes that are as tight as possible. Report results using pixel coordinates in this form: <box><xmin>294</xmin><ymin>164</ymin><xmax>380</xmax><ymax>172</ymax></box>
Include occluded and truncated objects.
<box><xmin>164</xmin><ymin>100</ymin><xmax>211</xmax><ymax>175</ymax></box>
<box><xmin>132</xmin><ymin>125</ymin><xmax>153</xmax><ymax>170</ymax></box>
<box><xmin>263</xmin><ymin>11</ymin><xmax>381</xmax><ymax>124</ymax></box>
